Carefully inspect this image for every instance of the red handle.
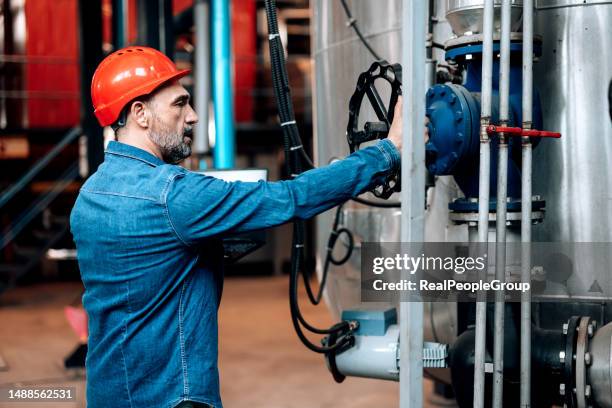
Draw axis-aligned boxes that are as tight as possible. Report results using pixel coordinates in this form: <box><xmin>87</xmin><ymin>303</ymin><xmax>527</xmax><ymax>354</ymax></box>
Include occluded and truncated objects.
<box><xmin>486</xmin><ymin>125</ymin><xmax>561</xmax><ymax>138</ymax></box>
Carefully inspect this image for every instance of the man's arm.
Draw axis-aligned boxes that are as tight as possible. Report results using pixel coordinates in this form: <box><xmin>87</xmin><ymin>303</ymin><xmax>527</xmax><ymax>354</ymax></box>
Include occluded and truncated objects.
<box><xmin>165</xmin><ymin>139</ymin><xmax>400</xmax><ymax>247</ymax></box>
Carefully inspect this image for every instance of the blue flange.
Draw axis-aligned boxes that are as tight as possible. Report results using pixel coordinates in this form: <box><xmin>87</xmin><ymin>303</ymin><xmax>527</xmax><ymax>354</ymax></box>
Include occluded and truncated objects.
<box><xmin>426</xmin><ymin>84</ymin><xmax>480</xmax><ymax>175</ymax></box>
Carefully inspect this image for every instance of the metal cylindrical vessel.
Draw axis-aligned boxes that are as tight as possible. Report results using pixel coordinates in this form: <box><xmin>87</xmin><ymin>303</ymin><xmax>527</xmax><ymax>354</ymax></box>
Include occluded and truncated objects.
<box><xmin>312</xmin><ymin>0</ymin><xmax>402</xmax><ymax>318</ymax></box>
<box><xmin>531</xmin><ymin>2</ymin><xmax>612</xmax><ymax>301</ymax></box>
<box><xmin>446</xmin><ymin>0</ymin><xmax>524</xmax><ymax>36</ymax></box>
<box><xmin>532</xmin><ymin>2</ymin><xmax>612</xmax><ymax>244</ymax></box>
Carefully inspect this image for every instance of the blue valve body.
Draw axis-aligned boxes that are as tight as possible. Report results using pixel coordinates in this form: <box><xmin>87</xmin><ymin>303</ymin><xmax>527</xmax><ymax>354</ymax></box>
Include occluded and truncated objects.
<box><xmin>425</xmin><ymin>42</ymin><xmax>543</xmax><ymax>199</ymax></box>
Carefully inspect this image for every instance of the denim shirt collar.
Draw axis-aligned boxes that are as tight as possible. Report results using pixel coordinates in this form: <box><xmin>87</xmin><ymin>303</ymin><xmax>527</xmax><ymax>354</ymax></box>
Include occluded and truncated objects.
<box><xmin>105</xmin><ymin>141</ymin><xmax>165</xmax><ymax>167</ymax></box>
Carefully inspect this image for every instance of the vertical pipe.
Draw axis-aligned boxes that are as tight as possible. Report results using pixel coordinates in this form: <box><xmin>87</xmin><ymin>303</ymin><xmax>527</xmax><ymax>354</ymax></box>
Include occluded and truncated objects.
<box><xmin>78</xmin><ymin>0</ymin><xmax>105</xmax><ymax>175</ymax></box>
<box><xmin>194</xmin><ymin>0</ymin><xmax>211</xmax><ymax>157</ymax></box>
<box><xmin>212</xmin><ymin>0</ymin><xmax>235</xmax><ymax>169</ymax></box>
<box><xmin>137</xmin><ymin>0</ymin><xmax>160</xmax><ymax>50</ymax></box>
<box><xmin>493</xmin><ymin>1</ymin><xmax>512</xmax><ymax>407</ymax></box>
<box><xmin>520</xmin><ymin>0</ymin><xmax>534</xmax><ymax>406</ymax></box>
<box><xmin>399</xmin><ymin>0</ymin><xmax>426</xmax><ymax>407</ymax></box>
<box><xmin>111</xmin><ymin>0</ymin><xmax>128</xmax><ymax>49</ymax></box>
<box><xmin>159</xmin><ymin>0</ymin><xmax>174</xmax><ymax>61</ymax></box>
<box><xmin>474</xmin><ymin>1</ymin><xmax>494</xmax><ymax>407</ymax></box>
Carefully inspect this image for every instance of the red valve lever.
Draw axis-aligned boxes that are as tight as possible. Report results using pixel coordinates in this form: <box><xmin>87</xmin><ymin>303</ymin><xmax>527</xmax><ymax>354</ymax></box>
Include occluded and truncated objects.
<box><xmin>486</xmin><ymin>125</ymin><xmax>561</xmax><ymax>138</ymax></box>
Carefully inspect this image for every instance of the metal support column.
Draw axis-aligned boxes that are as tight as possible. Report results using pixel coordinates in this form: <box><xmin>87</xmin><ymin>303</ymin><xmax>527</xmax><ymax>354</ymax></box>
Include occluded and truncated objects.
<box><xmin>78</xmin><ymin>0</ymin><xmax>105</xmax><ymax>175</ymax></box>
<box><xmin>194</xmin><ymin>0</ymin><xmax>211</xmax><ymax>158</ymax></box>
<box><xmin>399</xmin><ymin>0</ymin><xmax>426</xmax><ymax>407</ymax></box>
<box><xmin>211</xmin><ymin>0</ymin><xmax>235</xmax><ymax>169</ymax></box>
<box><xmin>520</xmin><ymin>0</ymin><xmax>534</xmax><ymax>406</ymax></box>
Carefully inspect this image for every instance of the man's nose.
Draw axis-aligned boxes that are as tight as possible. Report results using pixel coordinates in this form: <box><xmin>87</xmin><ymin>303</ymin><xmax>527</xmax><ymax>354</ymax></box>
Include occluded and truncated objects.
<box><xmin>186</xmin><ymin>103</ymin><xmax>198</xmax><ymax>125</ymax></box>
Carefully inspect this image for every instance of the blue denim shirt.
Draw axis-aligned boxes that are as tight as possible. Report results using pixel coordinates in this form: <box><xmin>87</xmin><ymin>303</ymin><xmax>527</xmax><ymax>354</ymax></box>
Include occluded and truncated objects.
<box><xmin>70</xmin><ymin>139</ymin><xmax>400</xmax><ymax>408</ymax></box>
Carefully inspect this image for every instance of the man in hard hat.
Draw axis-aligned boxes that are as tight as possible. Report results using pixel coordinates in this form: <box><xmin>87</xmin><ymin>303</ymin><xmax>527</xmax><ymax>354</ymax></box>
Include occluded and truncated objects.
<box><xmin>70</xmin><ymin>46</ymin><xmax>403</xmax><ymax>408</ymax></box>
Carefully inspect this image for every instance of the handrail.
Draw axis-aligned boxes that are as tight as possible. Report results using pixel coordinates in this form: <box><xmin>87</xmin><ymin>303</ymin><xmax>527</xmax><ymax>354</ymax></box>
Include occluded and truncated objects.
<box><xmin>0</xmin><ymin>162</ymin><xmax>79</xmax><ymax>250</ymax></box>
<box><xmin>0</xmin><ymin>126</ymin><xmax>81</xmax><ymax>210</ymax></box>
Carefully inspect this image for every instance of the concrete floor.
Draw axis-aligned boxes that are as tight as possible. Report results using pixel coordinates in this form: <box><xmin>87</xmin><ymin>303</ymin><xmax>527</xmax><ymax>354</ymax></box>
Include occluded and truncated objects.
<box><xmin>0</xmin><ymin>276</ymin><xmax>444</xmax><ymax>408</ymax></box>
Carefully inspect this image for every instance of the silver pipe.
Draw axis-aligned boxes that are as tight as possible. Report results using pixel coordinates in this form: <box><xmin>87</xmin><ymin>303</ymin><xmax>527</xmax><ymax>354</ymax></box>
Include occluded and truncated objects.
<box><xmin>194</xmin><ymin>0</ymin><xmax>211</xmax><ymax>156</ymax></box>
<box><xmin>399</xmin><ymin>0</ymin><xmax>426</xmax><ymax>406</ymax></box>
<box><xmin>520</xmin><ymin>0</ymin><xmax>534</xmax><ymax>406</ymax></box>
<box><xmin>493</xmin><ymin>1</ymin><xmax>512</xmax><ymax>407</ymax></box>
<box><xmin>520</xmin><ymin>146</ymin><xmax>532</xmax><ymax>407</ymax></box>
<box><xmin>492</xmin><ymin>143</ymin><xmax>508</xmax><ymax>408</ymax></box>
<box><xmin>474</xmin><ymin>1</ymin><xmax>495</xmax><ymax>407</ymax></box>
<box><xmin>479</xmin><ymin>0</ymin><xmax>495</xmax><ymax>120</ymax></box>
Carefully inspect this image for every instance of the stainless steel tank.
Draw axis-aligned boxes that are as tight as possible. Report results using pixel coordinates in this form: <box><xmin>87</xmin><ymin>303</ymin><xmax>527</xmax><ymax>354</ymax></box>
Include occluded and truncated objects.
<box><xmin>531</xmin><ymin>1</ymin><xmax>612</xmax><ymax>299</ymax></box>
<box><xmin>312</xmin><ymin>0</ymin><xmax>402</xmax><ymax>320</ymax></box>
<box><xmin>446</xmin><ymin>0</ymin><xmax>524</xmax><ymax>36</ymax></box>
<box><xmin>532</xmin><ymin>0</ymin><xmax>612</xmax><ymax>243</ymax></box>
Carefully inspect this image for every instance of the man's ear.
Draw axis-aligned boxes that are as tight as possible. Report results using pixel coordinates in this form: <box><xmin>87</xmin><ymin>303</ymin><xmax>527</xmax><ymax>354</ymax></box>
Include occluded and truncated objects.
<box><xmin>130</xmin><ymin>100</ymin><xmax>150</xmax><ymax>129</ymax></box>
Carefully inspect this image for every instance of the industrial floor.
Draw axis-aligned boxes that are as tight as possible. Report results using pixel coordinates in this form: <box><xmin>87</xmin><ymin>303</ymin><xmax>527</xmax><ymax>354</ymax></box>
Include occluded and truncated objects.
<box><xmin>0</xmin><ymin>276</ymin><xmax>446</xmax><ymax>408</ymax></box>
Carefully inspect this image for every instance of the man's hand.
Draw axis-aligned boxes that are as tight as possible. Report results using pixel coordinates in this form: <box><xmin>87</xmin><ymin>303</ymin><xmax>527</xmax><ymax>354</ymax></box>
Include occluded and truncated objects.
<box><xmin>388</xmin><ymin>97</ymin><xmax>403</xmax><ymax>151</ymax></box>
<box><xmin>387</xmin><ymin>96</ymin><xmax>430</xmax><ymax>152</ymax></box>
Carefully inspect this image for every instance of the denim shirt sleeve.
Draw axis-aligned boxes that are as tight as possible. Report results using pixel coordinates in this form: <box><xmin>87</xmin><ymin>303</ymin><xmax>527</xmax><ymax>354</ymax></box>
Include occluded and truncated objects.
<box><xmin>165</xmin><ymin>139</ymin><xmax>400</xmax><ymax>246</ymax></box>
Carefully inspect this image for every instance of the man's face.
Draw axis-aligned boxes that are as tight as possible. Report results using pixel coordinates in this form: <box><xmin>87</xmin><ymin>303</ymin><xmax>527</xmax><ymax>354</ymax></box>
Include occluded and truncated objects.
<box><xmin>146</xmin><ymin>81</ymin><xmax>198</xmax><ymax>164</ymax></box>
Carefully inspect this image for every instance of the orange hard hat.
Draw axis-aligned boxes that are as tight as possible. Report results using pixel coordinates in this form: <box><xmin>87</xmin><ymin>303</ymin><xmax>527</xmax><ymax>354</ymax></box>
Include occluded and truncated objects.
<box><xmin>91</xmin><ymin>46</ymin><xmax>190</xmax><ymax>127</ymax></box>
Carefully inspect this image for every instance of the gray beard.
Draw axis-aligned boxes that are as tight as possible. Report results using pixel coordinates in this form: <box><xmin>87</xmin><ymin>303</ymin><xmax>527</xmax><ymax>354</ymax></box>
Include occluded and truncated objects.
<box><xmin>148</xmin><ymin>121</ymin><xmax>192</xmax><ymax>164</ymax></box>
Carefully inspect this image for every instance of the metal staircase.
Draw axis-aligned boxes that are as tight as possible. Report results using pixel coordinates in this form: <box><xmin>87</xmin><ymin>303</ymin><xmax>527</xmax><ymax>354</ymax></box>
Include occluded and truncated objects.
<box><xmin>0</xmin><ymin>127</ymin><xmax>82</xmax><ymax>295</ymax></box>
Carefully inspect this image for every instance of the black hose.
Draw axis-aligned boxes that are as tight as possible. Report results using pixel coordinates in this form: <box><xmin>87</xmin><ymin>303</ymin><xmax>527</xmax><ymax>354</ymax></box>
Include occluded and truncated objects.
<box><xmin>302</xmin><ymin>204</ymin><xmax>354</xmax><ymax>306</ymax></box>
<box><xmin>265</xmin><ymin>0</ymin><xmax>401</xmax><ymax>354</ymax></box>
<box><xmin>266</xmin><ymin>0</ymin><xmax>354</xmax><ymax>354</ymax></box>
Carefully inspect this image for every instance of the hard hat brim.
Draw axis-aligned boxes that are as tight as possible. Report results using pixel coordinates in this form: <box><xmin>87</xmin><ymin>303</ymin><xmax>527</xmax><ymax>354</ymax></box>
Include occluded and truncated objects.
<box><xmin>94</xmin><ymin>69</ymin><xmax>191</xmax><ymax>127</ymax></box>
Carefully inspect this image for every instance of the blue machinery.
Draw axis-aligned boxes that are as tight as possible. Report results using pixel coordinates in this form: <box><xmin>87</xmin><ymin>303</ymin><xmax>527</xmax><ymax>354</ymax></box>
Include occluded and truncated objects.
<box><xmin>425</xmin><ymin>41</ymin><xmax>543</xmax><ymax>200</ymax></box>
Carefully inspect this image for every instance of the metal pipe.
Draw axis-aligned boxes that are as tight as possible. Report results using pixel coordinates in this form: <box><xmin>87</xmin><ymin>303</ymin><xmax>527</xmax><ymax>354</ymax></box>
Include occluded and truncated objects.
<box><xmin>474</xmin><ymin>1</ymin><xmax>495</xmax><ymax>407</ymax></box>
<box><xmin>399</xmin><ymin>0</ymin><xmax>426</xmax><ymax>406</ymax></box>
<box><xmin>520</xmin><ymin>0</ymin><xmax>534</xmax><ymax>406</ymax></box>
<box><xmin>493</xmin><ymin>141</ymin><xmax>508</xmax><ymax>408</ymax></box>
<box><xmin>159</xmin><ymin>0</ymin><xmax>174</xmax><ymax>61</ymax></box>
<box><xmin>78</xmin><ymin>0</ymin><xmax>105</xmax><ymax>175</ymax></box>
<box><xmin>211</xmin><ymin>0</ymin><xmax>235</xmax><ymax>169</ymax></box>
<box><xmin>111</xmin><ymin>0</ymin><xmax>127</xmax><ymax>49</ymax></box>
<box><xmin>194</xmin><ymin>0</ymin><xmax>211</xmax><ymax>158</ymax></box>
<box><xmin>493</xmin><ymin>0</ymin><xmax>512</xmax><ymax>406</ymax></box>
